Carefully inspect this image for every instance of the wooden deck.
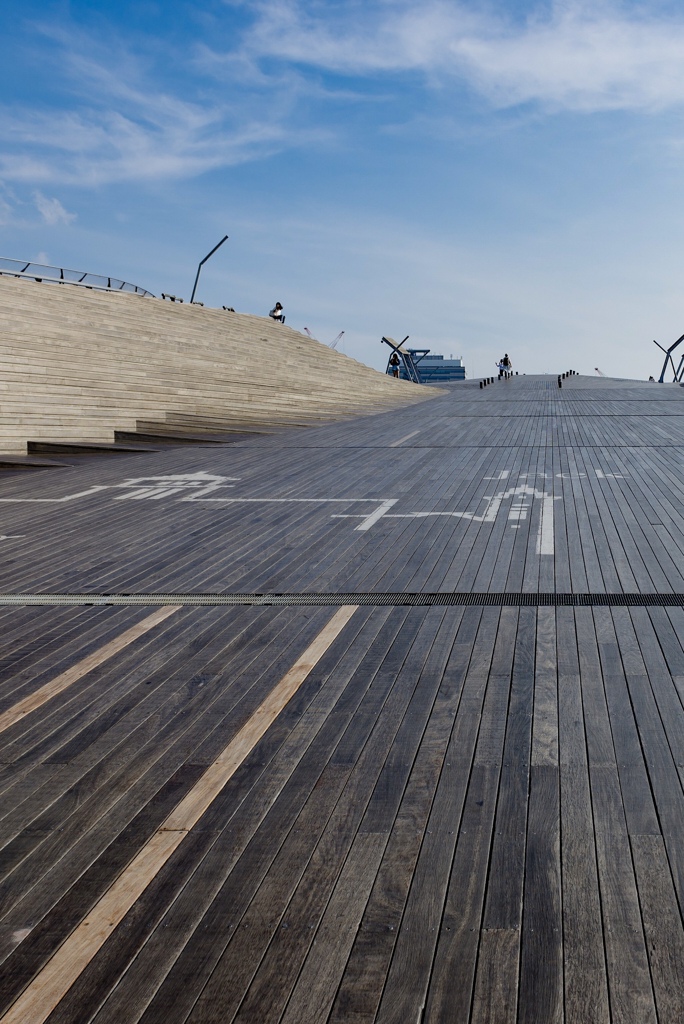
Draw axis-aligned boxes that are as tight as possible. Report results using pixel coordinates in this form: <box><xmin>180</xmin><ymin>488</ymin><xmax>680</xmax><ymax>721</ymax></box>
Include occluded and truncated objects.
<box><xmin>2</xmin><ymin>373</ymin><xmax>684</xmax><ymax>1021</ymax></box>
<box><xmin>0</xmin><ymin>276</ymin><xmax>434</xmax><ymax>454</ymax></box>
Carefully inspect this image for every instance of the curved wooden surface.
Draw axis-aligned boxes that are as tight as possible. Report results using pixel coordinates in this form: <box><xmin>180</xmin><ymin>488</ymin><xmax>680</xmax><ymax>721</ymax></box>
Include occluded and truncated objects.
<box><xmin>0</xmin><ymin>372</ymin><xmax>683</xmax><ymax>1022</ymax></box>
<box><xmin>0</xmin><ymin>278</ymin><xmax>436</xmax><ymax>453</ymax></box>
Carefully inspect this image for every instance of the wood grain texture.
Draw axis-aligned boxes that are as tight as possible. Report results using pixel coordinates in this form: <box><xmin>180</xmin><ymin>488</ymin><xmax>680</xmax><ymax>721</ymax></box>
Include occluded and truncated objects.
<box><xmin>0</xmin><ymin>607</ymin><xmax>357</xmax><ymax>1024</ymax></box>
<box><xmin>0</xmin><ymin>607</ymin><xmax>180</xmax><ymax>735</ymax></box>
<box><xmin>0</xmin><ymin>373</ymin><xmax>684</xmax><ymax>1023</ymax></box>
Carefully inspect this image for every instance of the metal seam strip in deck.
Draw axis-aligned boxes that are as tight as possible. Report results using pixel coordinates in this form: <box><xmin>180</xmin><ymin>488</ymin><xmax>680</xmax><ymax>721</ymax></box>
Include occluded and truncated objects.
<box><xmin>2</xmin><ymin>591</ymin><xmax>684</xmax><ymax>606</ymax></box>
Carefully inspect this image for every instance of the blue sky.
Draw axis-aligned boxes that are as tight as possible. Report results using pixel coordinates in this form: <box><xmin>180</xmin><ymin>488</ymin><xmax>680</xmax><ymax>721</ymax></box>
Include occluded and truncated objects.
<box><xmin>2</xmin><ymin>1</ymin><xmax>684</xmax><ymax>379</ymax></box>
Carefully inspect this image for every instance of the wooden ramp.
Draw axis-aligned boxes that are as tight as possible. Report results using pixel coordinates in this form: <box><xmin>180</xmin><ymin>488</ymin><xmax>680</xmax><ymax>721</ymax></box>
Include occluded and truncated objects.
<box><xmin>0</xmin><ymin>277</ymin><xmax>435</xmax><ymax>454</ymax></box>
<box><xmin>1</xmin><ymin>373</ymin><xmax>684</xmax><ymax>1022</ymax></box>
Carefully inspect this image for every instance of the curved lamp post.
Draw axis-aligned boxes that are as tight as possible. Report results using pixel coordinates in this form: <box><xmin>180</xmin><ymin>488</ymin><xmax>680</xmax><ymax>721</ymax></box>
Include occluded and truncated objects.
<box><xmin>190</xmin><ymin>234</ymin><xmax>229</xmax><ymax>304</ymax></box>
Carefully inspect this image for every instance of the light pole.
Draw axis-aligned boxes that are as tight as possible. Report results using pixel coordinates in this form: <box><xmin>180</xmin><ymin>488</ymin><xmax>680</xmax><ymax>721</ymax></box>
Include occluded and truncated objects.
<box><xmin>190</xmin><ymin>234</ymin><xmax>229</xmax><ymax>304</ymax></box>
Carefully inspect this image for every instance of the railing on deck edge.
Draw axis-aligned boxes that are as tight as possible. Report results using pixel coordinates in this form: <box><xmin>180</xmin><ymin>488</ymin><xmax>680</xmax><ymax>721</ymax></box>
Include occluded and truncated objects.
<box><xmin>0</xmin><ymin>257</ymin><xmax>154</xmax><ymax>297</ymax></box>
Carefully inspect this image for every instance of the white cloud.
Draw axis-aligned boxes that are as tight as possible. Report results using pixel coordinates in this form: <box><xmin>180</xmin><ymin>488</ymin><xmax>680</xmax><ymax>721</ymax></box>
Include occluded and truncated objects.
<box><xmin>0</xmin><ymin>106</ymin><xmax>295</xmax><ymax>186</ymax></box>
<box><xmin>33</xmin><ymin>191</ymin><xmax>76</xmax><ymax>225</ymax></box>
<box><xmin>0</xmin><ymin>196</ymin><xmax>13</xmax><ymax>226</ymax></box>
<box><xmin>0</xmin><ymin>181</ymin><xmax>22</xmax><ymax>226</ymax></box>
<box><xmin>239</xmin><ymin>0</ymin><xmax>684</xmax><ymax>113</ymax></box>
<box><xmin>5</xmin><ymin>2</ymin><xmax>684</xmax><ymax>192</ymax></box>
<box><xmin>0</xmin><ymin>22</ymin><xmax>323</xmax><ymax>187</ymax></box>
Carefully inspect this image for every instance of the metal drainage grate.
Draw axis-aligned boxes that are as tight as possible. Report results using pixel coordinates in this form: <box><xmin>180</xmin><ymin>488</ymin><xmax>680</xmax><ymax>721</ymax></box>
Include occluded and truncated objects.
<box><xmin>0</xmin><ymin>592</ymin><xmax>683</xmax><ymax>607</ymax></box>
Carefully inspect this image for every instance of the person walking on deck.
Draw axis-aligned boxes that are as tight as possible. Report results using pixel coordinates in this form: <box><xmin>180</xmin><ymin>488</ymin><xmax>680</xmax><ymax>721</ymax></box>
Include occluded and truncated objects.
<box><xmin>389</xmin><ymin>352</ymin><xmax>400</xmax><ymax>378</ymax></box>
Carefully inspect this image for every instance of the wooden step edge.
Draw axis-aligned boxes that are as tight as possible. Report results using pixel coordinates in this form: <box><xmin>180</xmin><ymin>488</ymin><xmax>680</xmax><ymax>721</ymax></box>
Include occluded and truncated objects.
<box><xmin>0</xmin><ymin>455</ymin><xmax>69</xmax><ymax>469</ymax></box>
<box><xmin>114</xmin><ymin>430</ymin><xmax>227</xmax><ymax>446</ymax></box>
<box><xmin>135</xmin><ymin>421</ymin><xmax>275</xmax><ymax>438</ymax></box>
<box><xmin>27</xmin><ymin>441</ymin><xmax>158</xmax><ymax>456</ymax></box>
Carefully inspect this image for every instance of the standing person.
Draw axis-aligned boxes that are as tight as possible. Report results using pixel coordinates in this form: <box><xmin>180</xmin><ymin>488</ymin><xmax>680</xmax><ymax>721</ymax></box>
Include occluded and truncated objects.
<box><xmin>389</xmin><ymin>352</ymin><xmax>400</xmax><ymax>378</ymax></box>
<box><xmin>269</xmin><ymin>302</ymin><xmax>285</xmax><ymax>324</ymax></box>
<box><xmin>502</xmin><ymin>353</ymin><xmax>511</xmax><ymax>372</ymax></box>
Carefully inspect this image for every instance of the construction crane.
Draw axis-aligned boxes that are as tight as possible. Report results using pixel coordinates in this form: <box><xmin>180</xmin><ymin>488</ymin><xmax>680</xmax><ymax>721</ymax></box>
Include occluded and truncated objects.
<box><xmin>303</xmin><ymin>328</ymin><xmax>345</xmax><ymax>349</ymax></box>
<box><xmin>594</xmin><ymin>367</ymin><xmax>606</xmax><ymax>376</ymax></box>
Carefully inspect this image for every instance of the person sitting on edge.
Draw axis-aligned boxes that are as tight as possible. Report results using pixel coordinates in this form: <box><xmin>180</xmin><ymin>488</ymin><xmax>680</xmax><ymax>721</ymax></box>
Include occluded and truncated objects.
<box><xmin>269</xmin><ymin>302</ymin><xmax>285</xmax><ymax>324</ymax></box>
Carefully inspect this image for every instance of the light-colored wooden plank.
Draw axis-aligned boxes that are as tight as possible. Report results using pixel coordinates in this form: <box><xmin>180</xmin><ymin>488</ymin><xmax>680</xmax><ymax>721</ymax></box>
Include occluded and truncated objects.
<box><xmin>0</xmin><ymin>606</ymin><xmax>181</xmax><ymax>734</ymax></box>
<box><xmin>0</xmin><ymin>604</ymin><xmax>358</xmax><ymax>1024</ymax></box>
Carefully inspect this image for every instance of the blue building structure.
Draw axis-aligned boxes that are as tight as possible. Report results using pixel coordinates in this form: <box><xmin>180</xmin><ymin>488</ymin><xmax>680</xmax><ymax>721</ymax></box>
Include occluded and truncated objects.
<box><xmin>405</xmin><ymin>353</ymin><xmax>465</xmax><ymax>383</ymax></box>
<box><xmin>381</xmin><ymin>337</ymin><xmax>466</xmax><ymax>383</ymax></box>
<box><xmin>391</xmin><ymin>351</ymin><xmax>466</xmax><ymax>383</ymax></box>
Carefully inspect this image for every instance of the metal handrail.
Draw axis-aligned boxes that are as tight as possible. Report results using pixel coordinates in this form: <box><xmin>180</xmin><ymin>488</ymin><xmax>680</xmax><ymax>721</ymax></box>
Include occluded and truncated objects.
<box><xmin>0</xmin><ymin>257</ymin><xmax>154</xmax><ymax>297</ymax></box>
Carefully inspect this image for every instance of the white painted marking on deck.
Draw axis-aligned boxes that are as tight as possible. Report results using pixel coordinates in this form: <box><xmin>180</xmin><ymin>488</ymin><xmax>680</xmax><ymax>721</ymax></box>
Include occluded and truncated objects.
<box><xmin>389</xmin><ymin>430</ymin><xmax>421</xmax><ymax>447</ymax></box>
<box><xmin>504</xmin><ymin>471</ymin><xmax>625</xmax><ymax>481</ymax></box>
<box><xmin>116</xmin><ymin>472</ymin><xmax>238</xmax><ymax>500</ymax></box>
<box><xmin>536</xmin><ymin>496</ymin><xmax>556</xmax><ymax>555</ymax></box>
<box><xmin>0</xmin><ymin>468</ymin><xmax>621</xmax><ymax>510</ymax></box>
<box><xmin>200</xmin><ymin>497</ymin><xmax>391</xmax><ymax>504</ymax></box>
<box><xmin>0</xmin><ymin>467</ymin><xmax>567</xmax><ymax>553</ymax></box>
<box><xmin>203</xmin><ymin>495</ymin><xmax>402</xmax><ymax>532</ymax></box>
<box><xmin>0</xmin><ymin>485</ymin><xmax>109</xmax><ymax>503</ymax></box>
<box><xmin>0</xmin><ymin>535</ymin><xmax>24</xmax><ymax>541</ymax></box>
<box><xmin>352</xmin><ymin>499</ymin><xmax>398</xmax><ymax>531</ymax></box>
<box><xmin>0</xmin><ymin>474</ymin><xmax>239</xmax><ymax>504</ymax></box>
<box><xmin>365</xmin><ymin>482</ymin><xmax>562</xmax><ymax>553</ymax></box>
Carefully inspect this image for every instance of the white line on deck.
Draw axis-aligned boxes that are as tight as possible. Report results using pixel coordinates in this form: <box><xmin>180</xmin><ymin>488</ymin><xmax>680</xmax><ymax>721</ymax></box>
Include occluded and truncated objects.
<box><xmin>536</xmin><ymin>496</ymin><xmax>556</xmax><ymax>555</ymax></box>
<box><xmin>0</xmin><ymin>486</ymin><xmax>109</xmax><ymax>503</ymax></box>
<box><xmin>201</xmin><ymin>496</ymin><xmax>401</xmax><ymax>532</ymax></box>
<box><xmin>0</xmin><ymin>605</ymin><xmax>358</xmax><ymax>1024</ymax></box>
<box><xmin>332</xmin><ymin>482</ymin><xmax>561</xmax><ymax>551</ymax></box>
<box><xmin>389</xmin><ymin>430</ymin><xmax>421</xmax><ymax>447</ymax></box>
<box><xmin>0</xmin><ymin>466</ymin><xmax>619</xmax><ymax>510</ymax></box>
<box><xmin>197</xmin><ymin>498</ymin><xmax>393</xmax><ymax>503</ymax></box>
<box><xmin>353</xmin><ymin>499</ymin><xmax>398</xmax><ymax>531</ymax></box>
